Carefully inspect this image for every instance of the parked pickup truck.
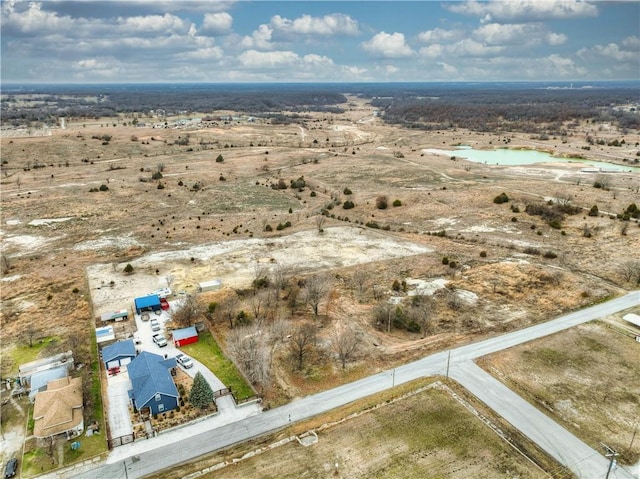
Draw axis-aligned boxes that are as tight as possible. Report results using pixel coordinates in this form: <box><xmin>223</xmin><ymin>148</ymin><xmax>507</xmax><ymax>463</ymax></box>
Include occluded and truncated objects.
<box><xmin>152</xmin><ymin>334</ymin><xmax>168</xmax><ymax>347</ymax></box>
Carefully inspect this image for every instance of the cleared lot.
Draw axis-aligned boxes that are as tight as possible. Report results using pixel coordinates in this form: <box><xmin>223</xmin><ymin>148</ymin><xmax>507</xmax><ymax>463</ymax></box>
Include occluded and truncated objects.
<box><xmin>156</xmin><ymin>382</ymin><xmax>556</xmax><ymax>479</ymax></box>
<box><xmin>478</xmin><ymin>318</ymin><xmax>640</xmax><ymax>465</ymax></box>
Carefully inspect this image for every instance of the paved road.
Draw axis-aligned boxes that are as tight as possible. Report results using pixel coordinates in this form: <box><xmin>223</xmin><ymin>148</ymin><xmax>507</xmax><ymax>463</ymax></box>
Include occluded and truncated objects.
<box><xmin>68</xmin><ymin>291</ymin><xmax>638</xmax><ymax>479</ymax></box>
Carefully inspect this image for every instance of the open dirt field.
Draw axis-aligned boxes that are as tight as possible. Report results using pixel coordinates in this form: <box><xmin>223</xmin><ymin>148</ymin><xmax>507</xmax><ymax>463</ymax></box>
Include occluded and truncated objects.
<box><xmin>478</xmin><ymin>314</ymin><xmax>640</xmax><ymax>466</ymax></box>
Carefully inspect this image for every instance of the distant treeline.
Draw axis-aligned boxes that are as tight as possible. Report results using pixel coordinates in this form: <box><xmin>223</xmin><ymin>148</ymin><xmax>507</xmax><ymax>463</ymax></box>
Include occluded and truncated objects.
<box><xmin>0</xmin><ymin>86</ymin><xmax>348</xmax><ymax>125</ymax></box>
<box><xmin>2</xmin><ymin>82</ymin><xmax>638</xmax><ymax>133</ymax></box>
<box><xmin>366</xmin><ymin>87</ymin><xmax>640</xmax><ymax>133</ymax></box>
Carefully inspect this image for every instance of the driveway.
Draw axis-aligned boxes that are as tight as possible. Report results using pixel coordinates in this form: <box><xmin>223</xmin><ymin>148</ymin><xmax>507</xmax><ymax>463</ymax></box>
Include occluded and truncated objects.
<box><xmin>105</xmin><ymin>367</ymin><xmax>133</xmax><ymax>439</ymax></box>
<box><xmin>132</xmin><ymin>301</ymin><xmax>228</xmax><ymax>399</ymax></box>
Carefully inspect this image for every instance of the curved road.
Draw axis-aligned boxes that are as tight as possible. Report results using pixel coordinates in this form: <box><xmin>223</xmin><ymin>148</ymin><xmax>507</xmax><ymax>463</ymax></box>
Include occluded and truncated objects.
<box><xmin>68</xmin><ymin>291</ymin><xmax>638</xmax><ymax>479</ymax></box>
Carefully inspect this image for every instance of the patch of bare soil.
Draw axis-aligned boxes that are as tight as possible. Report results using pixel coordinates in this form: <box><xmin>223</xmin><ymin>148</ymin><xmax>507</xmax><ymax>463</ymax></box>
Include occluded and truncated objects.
<box><xmin>478</xmin><ymin>319</ymin><xmax>640</xmax><ymax>465</ymax></box>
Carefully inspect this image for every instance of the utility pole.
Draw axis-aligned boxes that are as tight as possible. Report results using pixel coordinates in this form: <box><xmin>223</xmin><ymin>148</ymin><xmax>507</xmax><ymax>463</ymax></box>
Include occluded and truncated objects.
<box><xmin>601</xmin><ymin>443</ymin><xmax>618</xmax><ymax>479</ymax></box>
<box><xmin>445</xmin><ymin>350</ymin><xmax>451</xmax><ymax>380</ymax></box>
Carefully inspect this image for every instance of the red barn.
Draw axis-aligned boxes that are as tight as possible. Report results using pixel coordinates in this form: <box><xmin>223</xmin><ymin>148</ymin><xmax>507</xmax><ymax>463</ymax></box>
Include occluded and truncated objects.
<box><xmin>172</xmin><ymin>326</ymin><xmax>198</xmax><ymax>347</ymax></box>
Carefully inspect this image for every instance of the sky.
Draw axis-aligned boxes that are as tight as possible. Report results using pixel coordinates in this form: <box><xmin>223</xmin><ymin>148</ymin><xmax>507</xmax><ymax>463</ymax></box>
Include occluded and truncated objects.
<box><xmin>1</xmin><ymin>0</ymin><xmax>639</xmax><ymax>83</ymax></box>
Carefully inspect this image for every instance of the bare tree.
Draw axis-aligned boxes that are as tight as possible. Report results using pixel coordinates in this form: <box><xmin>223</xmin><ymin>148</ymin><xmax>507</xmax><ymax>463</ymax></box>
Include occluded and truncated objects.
<box><xmin>332</xmin><ymin>326</ymin><xmax>361</xmax><ymax>369</ymax></box>
<box><xmin>217</xmin><ymin>294</ymin><xmax>240</xmax><ymax>328</ymax></box>
<box><xmin>352</xmin><ymin>269</ymin><xmax>369</xmax><ymax>301</ymax></box>
<box><xmin>227</xmin><ymin>324</ymin><xmax>270</xmax><ymax>388</ymax></box>
<box><xmin>410</xmin><ymin>295</ymin><xmax>434</xmax><ymax>338</ymax></box>
<box><xmin>372</xmin><ymin>285</ymin><xmax>385</xmax><ymax>301</ymax></box>
<box><xmin>595</xmin><ymin>174</ymin><xmax>610</xmax><ymax>190</ymax></box>
<box><xmin>555</xmin><ymin>192</ymin><xmax>573</xmax><ymax>208</ymax></box>
<box><xmin>250</xmin><ymin>290</ymin><xmax>268</xmax><ymax>320</ymax></box>
<box><xmin>272</xmin><ymin>263</ymin><xmax>293</xmax><ymax>291</ymax></box>
<box><xmin>315</xmin><ymin>214</ymin><xmax>326</xmax><ymax>233</ymax></box>
<box><xmin>252</xmin><ymin>265</ymin><xmax>271</xmax><ymax>291</ymax></box>
<box><xmin>286</xmin><ymin>283</ymin><xmax>300</xmax><ymax>316</ymax></box>
<box><xmin>303</xmin><ymin>274</ymin><xmax>330</xmax><ymax>317</ymax></box>
<box><xmin>373</xmin><ymin>302</ymin><xmax>394</xmax><ymax>333</ymax></box>
<box><xmin>21</xmin><ymin>323</ymin><xmax>41</xmax><ymax>348</ymax></box>
<box><xmin>620</xmin><ymin>260</ymin><xmax>640</xmax><ymax>285</ymax></box>
<box><xmin>165</xmin><ymin>274</ymin><xmax>175</xmax><ymax>289</ymax></box>
<box><xmin>288</xmin><ymin>322</ymin><xmax>317</xmax><ymax>371</ymax></box>
<box><xmin>170</xmin><ymin>293</ymin><xmax>203</xmax><ymax>327</ymax></box>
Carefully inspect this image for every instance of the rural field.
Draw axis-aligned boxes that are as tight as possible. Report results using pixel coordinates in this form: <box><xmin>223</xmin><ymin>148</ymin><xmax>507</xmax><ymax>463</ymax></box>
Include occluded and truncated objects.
<box><xmin>479</xmin><ymin>316</ymin><xmax>640</xmax><ymax>465</ymax></box>
<box><xmin>1</xmin><ymin>90</ymin><xmax>639</xmax><ymax>476</ymax></box>
<box><xmin>155</xmin><ymin>379</ymin><xmax>567</xmax><ymax>479</ymax></box>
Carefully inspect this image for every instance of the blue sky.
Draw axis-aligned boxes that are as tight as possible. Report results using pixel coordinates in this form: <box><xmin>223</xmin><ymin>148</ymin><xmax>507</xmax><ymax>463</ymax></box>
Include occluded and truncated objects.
<box><xmin>1</xmin><ymin>0</ymin><xmax>638</xmax><ymax>83</ymax></box>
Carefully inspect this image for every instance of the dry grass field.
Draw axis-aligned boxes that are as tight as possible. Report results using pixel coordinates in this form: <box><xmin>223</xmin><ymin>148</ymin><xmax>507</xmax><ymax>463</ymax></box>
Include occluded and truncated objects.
<box><xmin>479</xmin><ymin>316</ymin><xmax>640</xmax><ymax>465</ymax></box>
<box><xmin>1</xmin><ymin>94</ymin><xmax>639</xmax><ymax>472</ymax></box>
<box><xmin>155</xmin><ymin>380</ymin><xmax>568</xmax><ymax>479</ymax></box>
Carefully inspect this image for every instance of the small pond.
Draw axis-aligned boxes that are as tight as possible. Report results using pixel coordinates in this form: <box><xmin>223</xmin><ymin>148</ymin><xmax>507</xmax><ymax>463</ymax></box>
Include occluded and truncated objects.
<box><xmin>424</xmin><ymin>146</ymin><xmax>640</xmax><ymax>173</ymax></box>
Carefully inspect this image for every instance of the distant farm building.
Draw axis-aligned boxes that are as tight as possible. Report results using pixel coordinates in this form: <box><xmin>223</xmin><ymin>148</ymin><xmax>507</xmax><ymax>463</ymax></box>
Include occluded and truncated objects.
<box><xmin>172</xmin><ymin>326</ymin><xmax>198</xmax><ymax>347</ymax></box>
<box><xmin>96</xmin><ymin>325</ymin><xmax>115</xmax><ymax>344</ymax></box>
<box><xmin>134</xmin><ymin>295</ymin><xmax>161</xmax><ymax>315</ymax></box>
<box><xmin>198</xmin><ymin>279</ymin><xmax>222</xmax><ymax>293</ymax></box>
<box><xmin>100</xmin><ymin>309</ymin><xmax>129</xmax><ymax>322</ymax></box>
<box><xmin>101</xmin><ymin>339</ymin><xmax>136</xmax><ymax>369</ymax></box>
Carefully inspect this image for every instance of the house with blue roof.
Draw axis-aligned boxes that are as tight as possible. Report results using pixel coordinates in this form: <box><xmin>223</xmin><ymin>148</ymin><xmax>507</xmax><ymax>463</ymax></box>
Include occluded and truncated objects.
<box><xmin>101</xmin><ymin>339</ymin><xmax>136</xmax><ymax>370</ymax></box>
<box><xmin>134</xmin><ymin>294</ymin><xmax>161</xmax><ymax>315</ymax></box>
<box><xmin>128</xmin><ymin>351</ymin><xmax>178</xmax><ymax>415</ymax></box>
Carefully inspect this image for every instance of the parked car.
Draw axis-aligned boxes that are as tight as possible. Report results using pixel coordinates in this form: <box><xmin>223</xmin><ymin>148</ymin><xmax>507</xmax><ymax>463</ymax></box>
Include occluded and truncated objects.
<box><xmin>152</xmin><ymin>334</ymin><xmax>168</xmax><ymax>347</ymax></box>
<box><xmin>141</xmin><ymin>312</ymin><xmax>150</xmax><ymax>322</ymax></box>
<box><xmin>150</xmin><ymin>320</ymin><xmax>161</xmax><ymax>332</ymax></box>
<box><xmin>4</xmin><ymin>458</ymin><xmax>18</xmax><ymax>478</ymax></box>
<box><xmin>160</xmin><ymin>298</ymin><xmax>170</xmax><ymax>310</ymax></box>
<box><xmin>175</xmin><ymin>353</ymin><xmax>193</xmax><ymax>369</ymax></box>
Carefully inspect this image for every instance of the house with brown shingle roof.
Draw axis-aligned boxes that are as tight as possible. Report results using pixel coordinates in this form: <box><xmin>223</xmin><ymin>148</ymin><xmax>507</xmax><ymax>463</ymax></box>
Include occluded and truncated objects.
<box><xmin>33</xmin><ymin>376</ymin><xmax>84</xmax><ymax>439</ymax></box>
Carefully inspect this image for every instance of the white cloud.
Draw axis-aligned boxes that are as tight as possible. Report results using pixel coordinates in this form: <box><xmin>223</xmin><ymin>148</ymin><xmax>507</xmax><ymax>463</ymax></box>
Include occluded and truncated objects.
<box><xmin>238</xmin><ymin>49</ymin><xmax>299</xmax><ymax>68</ymax></box>
<box><xmin>181</xmin><ymin>46</ymin><xmax>224</xmax><ymax>60</ymax></box>
<box><xmin>418</xmin><ymin>44</ymin><xmax>444</xmax><ymax>58</ymax></box>
<box><xmin>474</xmin><ymin>23</ymin><xmax>543</xmax><ymax>45</ymax></box>
<box><xmin>240</xmin><ymin>24</ymin><xmax>274</xmax><ymax>50</ymax></box>
<box><xmin>117</xmin><ymin>13</ymin><xmax>191</xmax><ymax>35</ymax></box>
<box><xmin>447</xmin><ymin>0</ymin><xmax>598</xmax><ymax>22</ymax></box>
<box><xmin>1</xmin><ymin>1</ymin><xmax>75</xmax><ymax>33</ymax></box>
<box><xmin>418</xmin><ymin>28</ymin><xmax>464</xmax><ymax>43</ymax></box>
<box><xmin>70</xmin><ymin>57</ymin><xmax>122</xmax><ymax>80</ymax></box>
<box><xmin>362</xmin><ymin>32</ymin><xmax>414</xmax><ymax>58</ymax></box>
<box><xmin>622</xmin><ymin>36</ymin><xmax>640</xmax><ymax>50</ymax></box>
<box><xmin>546</xmin><ymin>32</ymin><xmax>567</xmax><ymax>46</ymax></box>
<box><xmin>270</xmin><ymin>13</ymin><xmax>359</xmax><ymax>36</ymax></box>
<box><xmin>449</xmin><ymin>38</ymin><xmax>504</xmax><ymax>57</ymax></box>
<box><xmin>201</xmin><ymin>12</ymin><xmax>233</xmax><ymax>35</ymax></box>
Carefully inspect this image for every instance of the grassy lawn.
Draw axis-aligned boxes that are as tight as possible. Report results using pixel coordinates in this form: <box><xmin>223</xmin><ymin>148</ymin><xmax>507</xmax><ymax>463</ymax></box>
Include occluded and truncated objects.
<box><xmin>22</xmin><ymin>438</ymin><xmax>56</xmax><ymax>477</ymax></box>
<box><xmin>4</xmin><ymin>336</ymin><xmax>61</xmax><ymax>375</ymax></box>
<box><xmin>181</xmin><ymin>331</ymin><xmax>254</xmax><ymax>401</ymax></box>
<box><xmin>63</xmin><ymin>433</ymin><xmax>106</xmax><ymax>464</ymax></box>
